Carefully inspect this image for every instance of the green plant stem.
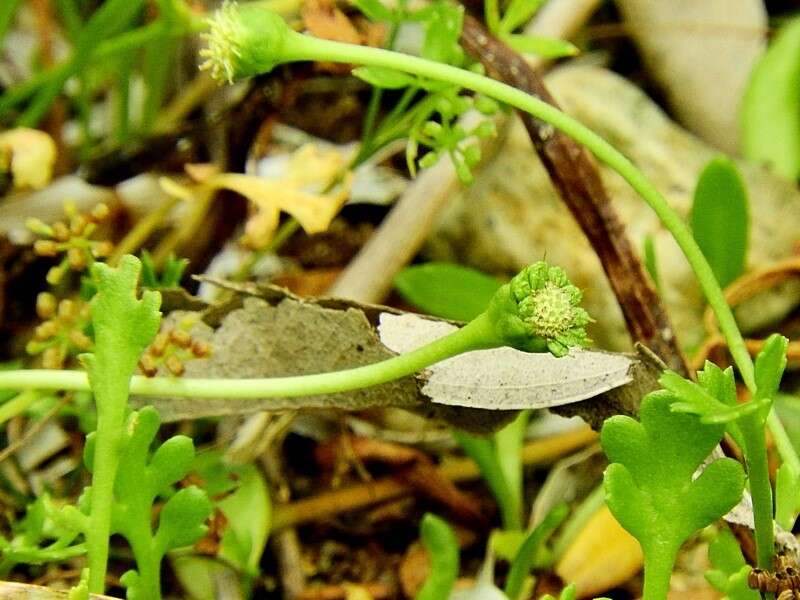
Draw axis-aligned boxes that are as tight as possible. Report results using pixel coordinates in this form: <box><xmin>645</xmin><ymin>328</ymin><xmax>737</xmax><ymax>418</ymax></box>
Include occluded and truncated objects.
<box><xmin>0</xmin><ymin>390</ymin><xmax>41</xmax><ymax>425</ymax></box>
<box><xmin>86</xmin><ymin>405</ymin><xmax>126</xmax><ymax>593</ymax></box>
<box><xmin>740</xmin><ymin>415</ymin><xmax>775</xmax><ymax>569</ymax></box>
<box><xmin>0</xmin><ymin>311</ymin><xmax>503</xmax><ymax>398</ymax></box>
<box><xmin>268</xmin><ymin>33</ymin><xmax>755</xmax><ymax>392</ymax></box>
<box><xmin>641</xmin><ymin>544</ymin><xmax>678</xmax><ymax>600</ymax></box>
<box><xmin>126</xmin><ymin>520</ymin><xmax>162</xmax><ymax>599</ymax></box>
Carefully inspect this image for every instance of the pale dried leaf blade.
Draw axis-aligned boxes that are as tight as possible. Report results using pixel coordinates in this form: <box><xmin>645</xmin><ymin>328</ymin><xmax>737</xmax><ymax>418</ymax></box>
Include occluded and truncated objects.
<box><xmin>378</xmin><ymin>313</ymin><xmax>634</xmax><ymax>410</ymax></box>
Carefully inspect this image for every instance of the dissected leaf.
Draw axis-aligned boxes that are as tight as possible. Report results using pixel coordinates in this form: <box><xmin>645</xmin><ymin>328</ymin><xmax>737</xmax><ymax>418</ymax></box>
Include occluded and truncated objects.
<box><xmin>742</xmin><ymin>16</ymin><xmax>800</xmax><ymax>180</ymax></box>
<box><xmin>602</xmin><ymin>392</ymin><xmax>745</xmax><ymax>598</ymax></box>
<box><xmin>394</xmin><ymin>262</ymin><xmax>502</xmax><ymax>321</ymax></box>
<box><xmin>690</xmin><ymin>156</ymin><xmax>749</xmax><ymax>288</ymax></box>
<box><xmin>83</xmin><ymin>256</ymin><xmax>161</xmax><ymax>416</ymax></box>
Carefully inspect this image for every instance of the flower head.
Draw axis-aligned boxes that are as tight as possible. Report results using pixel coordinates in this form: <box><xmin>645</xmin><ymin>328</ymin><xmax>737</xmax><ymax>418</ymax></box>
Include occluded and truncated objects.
<box><xmin>487</xmin><ymin>262</ymin><xmax>590</xmax><ymax>356</ymax></box>
<box><xmin>200</xmin><ymin>1</ymin><xmax>298</xmax><ymax>83</ymax></box>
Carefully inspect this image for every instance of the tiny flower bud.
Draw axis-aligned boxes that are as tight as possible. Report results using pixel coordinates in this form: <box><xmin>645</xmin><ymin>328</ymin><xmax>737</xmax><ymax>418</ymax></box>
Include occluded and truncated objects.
<box><xmin>169</xmin><ymin>329</ymin><xmax>192</xmax><ymax>349</ymax></box>
<box><xmin>26</xmin><ymin>217</ymin><xmax>54</xmax><ymax>237</ymax></box>
<box><xmin>150</xmin><ymin>332</ymin><xmax>170</xmax><ymax>357</ymax></box>
<box><xmin>34</xmin><ymin>320</ymin><xmax>58</xmax><ymax>340</ymax></box>
<box><xmin>34</xmin><ymin>240</ymin><xmax>59</xmax><ymax>257</ymax></box>
<box><xmin>139</xmin><ymin>355</ymin><xmax>159</xmax><ymax>377</ymax></box>
<box><xmin>191</xmin><ymin>340</ymin><xmax>211</xmax><ymax>358</ymax></box>
<box><xmin>92</xmin><ymin>240</ymin><xmax>114</xmax><ymax>258</ymax></box>
<box><xmin>58</xmin><ymin>299</ymin><xmax>77</xmax><ymax>320</ymax></box>
<box><xmin>36</xmin><ymin>292</ymin><xmax>57</xmax><ymax>319</ymax></box>
<box><xmin>68</xmin><ymin>329</ymin><xmax>93</xmax><ymax>350</ymax></box>
<box><xmin>166</xmin><ymin>355</ymin><xmax>185</xmax><ymax>376</ymax></box>
<box><xmin>67</xmin><ymin>247</ymin><xmax>87</xmax><ymax>270</ymax></box>
<box><xmin>52</xmin><ymin>221</ymin><xmax>70</xmax><ymax>242</ymax></box>
<box><xmin>70</xmin><ymin>214</ymin><xmax>88</xmax><ymax>236</ymax></box>
<box><xmin>91</xmin><ymin>203</ymin><xmax>110</xmax><ymax>221</ymax></box>
<box><xmin>42</xmin><ymin>346</ymin><xmax>65</xmax><ymax>369</ymax></box>
<box><xmin>46</xmin><ymin>264</ymin><xmax>66</xmax><ymax>285</ymax></box>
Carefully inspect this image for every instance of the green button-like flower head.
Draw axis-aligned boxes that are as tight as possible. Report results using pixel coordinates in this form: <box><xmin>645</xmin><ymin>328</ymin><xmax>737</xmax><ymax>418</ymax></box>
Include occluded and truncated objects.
<box><xmin>200</xmin><ymin>2</ymin><xmax>298</xmax><ymax>84</ymax></box>
<box><xmin>487</xmin><ymin>262</ymin><xmax>590</xmax><ymax>357</ymax></box>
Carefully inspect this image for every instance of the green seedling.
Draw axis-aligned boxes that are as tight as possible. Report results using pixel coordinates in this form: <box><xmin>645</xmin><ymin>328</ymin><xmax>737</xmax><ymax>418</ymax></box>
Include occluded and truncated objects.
<box><xmin>690</xmin><ymin>156</ymin><xmax>749</xmax><ymax>288</ymax></box>
<box><xmin>80</xmin><ymin>255</ymin><xmax>161</xmax><ymax>593</ymax></box>
<box><xmin>416</xmin><ymin>513</ymin><xmax>460</xmax><ymax>600</ymax></box>
<box><xmin>504</xmin><ymin>503</ymin><xmax>568</xmax><ymax>600</ymax></box>
<box><xmin>83</xmin><ymin>407</ymin><xmax>212</xmax><ymax>599</ymax></box>
<box><xmin>601</xmin><ymin>392</ymin><xmax>746</xmax><ymax>600</ymax></box>
<box><xmin>662</xmin><ymin>334</ymin><xmax>789</xmax><ymax>568</ymax></box>
<box><xmin>705</xmin><ymin>528</ymin><xmax>759</xmax><ymax>600</ymax></box>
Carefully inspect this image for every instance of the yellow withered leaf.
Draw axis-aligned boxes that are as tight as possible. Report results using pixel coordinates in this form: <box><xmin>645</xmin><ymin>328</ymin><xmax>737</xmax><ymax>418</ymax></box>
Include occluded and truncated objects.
<box><xmin>556</xmin><ymin>505</ymin><xmax>643</xmax><ymax>598</ymax></box>
<box><xmin>0</xmin><ymin>128</ymin><xmax>57</xmax><ymax>189</ymax></box>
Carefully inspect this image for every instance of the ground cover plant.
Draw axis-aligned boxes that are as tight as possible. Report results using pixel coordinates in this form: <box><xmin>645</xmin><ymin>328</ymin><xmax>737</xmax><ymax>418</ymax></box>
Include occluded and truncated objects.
<box><xmin>1</xmin><ymin>1</ymin><xmax>800</xmax><ymax>599</ymax></box>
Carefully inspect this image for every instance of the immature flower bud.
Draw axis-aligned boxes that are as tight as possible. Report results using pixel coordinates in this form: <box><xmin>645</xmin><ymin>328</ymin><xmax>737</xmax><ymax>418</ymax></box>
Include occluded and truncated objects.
<box><xmin>199</xmin><ymin>2</ymin><xmax>300</xmax><ymax>84</ymax></box>
<box><xmin>486</xmin><ymin>261</ymin><xmax>590</xmax><ymax>357</ymax></box>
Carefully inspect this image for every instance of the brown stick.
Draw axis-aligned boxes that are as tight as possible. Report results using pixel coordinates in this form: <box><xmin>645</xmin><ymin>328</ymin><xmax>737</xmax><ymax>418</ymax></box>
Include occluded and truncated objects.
<box><xmin>459</xmin><ymin>15</ymin><xmax>688</xmax><ymax>376</ymax></box>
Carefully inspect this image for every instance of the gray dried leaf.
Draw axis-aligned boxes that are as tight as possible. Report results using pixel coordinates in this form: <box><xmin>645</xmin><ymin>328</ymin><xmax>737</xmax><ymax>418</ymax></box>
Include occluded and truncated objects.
<box><xmin>379</xmin><ymin>313</ymin><xmax>635</xmax><ymax>410</ymax></box>
<box><xmin>139</xmin><ymin>281</ymin><xmax>660</xmax><ymax>432</ymax></box>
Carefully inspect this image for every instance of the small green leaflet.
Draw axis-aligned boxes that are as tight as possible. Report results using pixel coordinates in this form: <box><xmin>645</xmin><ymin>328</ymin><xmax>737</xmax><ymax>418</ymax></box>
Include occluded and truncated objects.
<box><xmin>353</xmin><ymin>66</ymin><xmax>416</xmax><ymax>89</ymax></box>
<box><xmin>742</xmin><ymin>16</ymin><xmax>800</xmax><ymax>180</ymax></box>
<box><xmin>394</xmin><ymin>262</ymin><xmax>502</xmax><ymax>322</ymax></box>
<box><xmin>503</xmin><ymin>35</ymin><xmax>578</xmax><ymax>58</ymax></box>
<box><xmin>602</xmin><ymin>391</ymin><xmax>745</xmax><ymax>599</ymax></box>
<box><xmin>690</xmin><ymin>156</ymin><xmax>749</xmax><ymax>288</ymax></box>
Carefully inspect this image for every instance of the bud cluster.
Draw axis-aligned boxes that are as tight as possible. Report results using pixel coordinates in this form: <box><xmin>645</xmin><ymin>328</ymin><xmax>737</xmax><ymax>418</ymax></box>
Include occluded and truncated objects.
<box><xmin>26</xmin><ymin>293</ymin><xmax>93</xmax><ymax>368</ymax></box>
<box><xmin>138</xmin><ymin>326</ymin><xmax>211</xmax><ymax>378</ymax></box>
<box><xmin>486</xmin><ymin>261</ymin><xmax>590</xmax><ymax>357</ymax></box>
<box><xmin>27</xmin><ymin>202</ymin><xmax>113</xmax><ymax>285</ymax></box>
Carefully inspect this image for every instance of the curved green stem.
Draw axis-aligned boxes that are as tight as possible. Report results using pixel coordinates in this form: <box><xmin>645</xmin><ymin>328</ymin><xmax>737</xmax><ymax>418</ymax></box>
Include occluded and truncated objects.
<box><xmin>0</xmin><ymin>311</ymin><xmax>500</xmax><ymax>398</ymax></box>
<box><xmin>274</xmin><ymin>33</ymin><xmax>755</xmax><ymax>392</ymax></box>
